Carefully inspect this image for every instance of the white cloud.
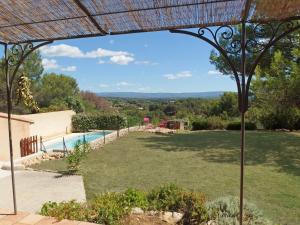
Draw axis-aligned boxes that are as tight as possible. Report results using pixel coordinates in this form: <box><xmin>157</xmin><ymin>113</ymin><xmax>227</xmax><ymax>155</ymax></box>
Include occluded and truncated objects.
<box><xmin>110</xmin><ymin>55</ymin><xmax>134</xmax><ymax>65</ymax></box>
<box><xmin>99</xmin><ymin>83</ymin><xmax>109</xmax><ymax>88</ymax></box>
<box><xmin>85</xmin><ymin>48</ymin><xmax>133</xmax><ymax>58</ymax></box>
<box><xmin>40</xmin><ymin>44</ymin><xmax>84</xmax><ymax>58</ymax></box>
<box><xmin>41</xmin><ymin>44</ymin><xmax>135</xmax><ymax>65</ymax></box>
<box><xmin>42</xmin><ymin>58</ymin><xmax>77</xmax><ymax>72</ymax></box>
<box><xmin>61</xmin><ymin>66</ymin><xmax>77</xmax><ymax>72</ymax></box>
<box><xmin>42</xmin><ymin>58</ymin><xmax>59</xmax><ymax>69</ymax></box>
<box><xmin>116</xmin><ymin>81</ymin><xmax>132</xmax><ymax>86</ymax></box>
<box><xmin>208</xmin><ymin>70</ymin><xmax>222</xmax><ymax>75</ymax></box>
<box><xmin>98</xmin><ymin>59</ymin><xmax>105</xmax><ymax>64</ymax></box>
<box><xmin>41</xmin><ymin>44</ymin><xmax>133</xmax><ymax>58</ymax></box>
<box><xmin>163</xmin><ymin>71</ymin><xmax>192</xmax><ymax>80</ymax></box>
<box><xmin>134</xmin><ymin>60</ymin><xmax>150</xmax><ymax>65</ymax></box>
<box><xmin>134</xmin><ymin>60</ymin><xmax>158</xmax><ymax>66</ymax></box>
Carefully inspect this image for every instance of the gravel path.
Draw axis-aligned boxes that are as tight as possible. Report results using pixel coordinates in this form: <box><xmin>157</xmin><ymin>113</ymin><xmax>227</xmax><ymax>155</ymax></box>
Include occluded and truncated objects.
<box><xmin>0</xmin><ymin>170</ymin><xmax>86</xmax><ymax>213</ymax></box>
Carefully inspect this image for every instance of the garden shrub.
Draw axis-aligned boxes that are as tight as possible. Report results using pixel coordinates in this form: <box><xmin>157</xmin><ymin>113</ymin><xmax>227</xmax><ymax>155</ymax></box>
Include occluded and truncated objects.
<box><xmin>72</xmin><ymin>114</ymin><xmax>126</xmax><ymax>132</ymax></box>
<box><xmin>66</xmin><ymin>140</ymin><xmax>91</xmax><ymax>172</ymax></box>
<box><xmin>259</xmin><ymin>108</ymin><xmax>300</xmax><ymax>130</ymax></box>
<box><xmin>179</xmin><ymin>192</ymin><xmax>208</xmax><ymax>225</ymax></box>
<box><xmin>226</xmin><ymin>121</ymin><xmax>257</xmax><ymax>130</ymax></box>
<box><xmin>147</xmin><ymin>184</ymin><xmax>184</xmax><ymax>211</ymax></box>
<box><xmin>206</xmin><ymin>196</ymin><xmax>271</xmax><ymax>225</ymax></box>
<box><xmin>121</xmin><ymin>188</ymin><xmax>148</xmax><ymax>209</ymax></box>
<box><xmin>40</xmin><ymin>186</ymin><xmax>271</xmax><ymax>225</ymax></box>
<box><xmin>89</xmin><ymin>192</ymin><xmax>128</xmax><ymax>225</ymax></box>
<box><xmin>192</xmin><ymin>117</ymin><xmax>226</xmax><ymax>130</ymax></box>
<box><xmin>126</xmin><ymin>115</ymin><xmax>142</xmax><ymax>127</ymax></box>
<box><xmin>192</xmin><ymin>118</ymin><xmax>210</xmax><ymax>130</ymax></box>
<box><xmin>207</xmin><ymin>116</ymin><xmax>226</xmax><ymax>129</ymax></box>
<box><xmin>40</xmin><ymin>200</ymin><xmax>88</xmax><ymax>222</ymax></box>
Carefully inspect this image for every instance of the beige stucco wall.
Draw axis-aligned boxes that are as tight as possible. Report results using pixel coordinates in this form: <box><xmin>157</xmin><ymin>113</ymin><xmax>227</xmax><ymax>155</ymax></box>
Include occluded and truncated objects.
<box><xmin>0</xmin><ymin>117</ymin><xmax>31</xmax><ymax>161</ymax></box>
<box><xmin>22</xmin><ymin>110</ymin><xmax>76</xmax><ymax>139</ymax></box>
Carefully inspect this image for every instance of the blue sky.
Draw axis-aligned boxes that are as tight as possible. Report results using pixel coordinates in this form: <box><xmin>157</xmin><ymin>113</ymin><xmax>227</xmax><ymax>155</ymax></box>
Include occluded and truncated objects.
<box><xmin>39</xmin><ymin>30</ymin><xmax>236</xmax><ymax>93</ymax></box>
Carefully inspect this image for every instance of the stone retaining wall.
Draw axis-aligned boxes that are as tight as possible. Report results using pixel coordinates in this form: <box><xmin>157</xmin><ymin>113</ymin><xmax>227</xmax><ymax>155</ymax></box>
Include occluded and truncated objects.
<box><xmin>1</xmin><ymin>126</ymin><xmax>145</xmax><ymax>169</ymax></box>
<box><xmin>89</xmin><ymin>126</ymin><xmax>145</xmax><ymax>149</ymax></box>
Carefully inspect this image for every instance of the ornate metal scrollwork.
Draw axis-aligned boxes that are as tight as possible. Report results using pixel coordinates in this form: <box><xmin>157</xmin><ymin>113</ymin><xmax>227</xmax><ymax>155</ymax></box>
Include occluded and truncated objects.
<box><xmin>170</xmin><ymin>19</ymin><xmax>300</xmax><ymax>112</ymax></box>
<box><xmin>8</xmin><ymin>43</ymin><xmax>34</xmax><ymax>66</ymax></box>
<box><xmin>5</xmin><ymin>41</ymin><xmax>52</xmax><ymax>88</ymax></box>
<box><xmin>246</xmin><ymin>20</ymin><xmax>300</xmax><ymax>54</ymax></box>
<box><xmin>198</xmin><ymin>25</ymin><xmax>242</xmax><ymax>54</ymax></box>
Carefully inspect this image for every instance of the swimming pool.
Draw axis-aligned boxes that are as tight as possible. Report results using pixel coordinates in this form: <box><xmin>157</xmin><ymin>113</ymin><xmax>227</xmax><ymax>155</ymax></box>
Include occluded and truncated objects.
<box><xmin>44</xmin><ymin>131</ymin><xmax>111</xmax><ymax>151</ymax></box>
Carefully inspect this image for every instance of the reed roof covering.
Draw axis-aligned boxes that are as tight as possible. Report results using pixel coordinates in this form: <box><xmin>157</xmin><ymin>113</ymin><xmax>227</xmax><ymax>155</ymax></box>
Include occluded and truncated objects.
<box><xmin>0</xmin><ymin>0</ymin><xmax>299</xmax><ymax>44</ymax></box>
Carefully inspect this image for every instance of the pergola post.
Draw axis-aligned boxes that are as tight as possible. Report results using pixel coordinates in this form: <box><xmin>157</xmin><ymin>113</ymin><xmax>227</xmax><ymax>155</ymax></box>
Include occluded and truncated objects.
<box><xmin>4</xmin><ymin>43</ymin><xmax>17</xmax><ymax>214</ymax></box>
<box><xmin>2</xmin><ymin>41</ymin><xmax>52</xmax><ymax>214</ymax></box>
<box><xmin>239</xmin><ymin>21</ymin><xmax>247</xmax><ymax>225</ymax></box>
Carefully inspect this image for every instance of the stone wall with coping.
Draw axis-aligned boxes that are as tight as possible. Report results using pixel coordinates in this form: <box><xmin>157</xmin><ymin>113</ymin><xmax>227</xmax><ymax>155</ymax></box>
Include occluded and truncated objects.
<box><xmin>1</xmin><ymin>126</ymin><xmax>145</xmax><ymax>169</ymax></box>
<box><xmin>89</xmin><ymin>126</ymin><xmax>145</xmax><ymax>149</ymax></box>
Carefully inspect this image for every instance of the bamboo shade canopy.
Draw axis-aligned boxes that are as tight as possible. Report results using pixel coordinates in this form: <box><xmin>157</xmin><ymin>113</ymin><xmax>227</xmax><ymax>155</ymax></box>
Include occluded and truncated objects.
<box><xmin>0</xmin><ymin>0</ymin><xmax>299</xmax><ymax>44</ymax></box>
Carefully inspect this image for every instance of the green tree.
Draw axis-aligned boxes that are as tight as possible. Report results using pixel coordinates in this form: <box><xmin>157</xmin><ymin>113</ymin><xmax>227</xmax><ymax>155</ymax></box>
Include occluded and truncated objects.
<box><xmin>36</xmin><ymin>73</ymin><xmax>80</xmax><ymax>111</ymax></box>
<box><xmin>250</xmin><ymin>49</ymin><xmax>300</xmax><ymax>129</ymax></box>
<box><xmin>164</xmin><ymin>104</ymin><xmax>177</xmax><ymax>116</ymax></box>
<box><xmin>218</xmin><ymin>92</ymin><xmax>239</xmax><ymax>117</ymax></box>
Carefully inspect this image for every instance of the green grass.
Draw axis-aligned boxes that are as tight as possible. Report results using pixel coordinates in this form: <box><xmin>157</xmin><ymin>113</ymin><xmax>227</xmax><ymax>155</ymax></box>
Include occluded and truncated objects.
<box><xmin>32</xmin><ymin>131</ymin><xmax>300</xmax><ymax>225</ymax></box>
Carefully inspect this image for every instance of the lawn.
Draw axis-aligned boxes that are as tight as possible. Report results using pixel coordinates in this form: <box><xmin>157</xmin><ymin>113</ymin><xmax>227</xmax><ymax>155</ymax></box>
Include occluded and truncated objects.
<box><xmin>32</xmin><ymin>131</ymin><xmax>300</xmax><ymax>225</ymax></box>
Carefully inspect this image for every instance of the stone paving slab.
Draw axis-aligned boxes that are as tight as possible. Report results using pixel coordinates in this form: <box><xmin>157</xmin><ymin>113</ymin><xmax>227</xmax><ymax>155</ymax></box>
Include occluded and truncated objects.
<box><xmin>0</xmin><ymin>171</ymin><xmax>86</xmax><ymax>213</ymax></box>
<box><xmin>0</xmin><ymin>208</ymin><xmax>97</xmax><ymax>225</ymax></box>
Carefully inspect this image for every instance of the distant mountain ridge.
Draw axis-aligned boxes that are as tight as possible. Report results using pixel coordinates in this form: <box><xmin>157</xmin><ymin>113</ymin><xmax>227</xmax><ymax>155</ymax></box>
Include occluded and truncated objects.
<box><xmin>97</xmin><ymin>91</ymin><xmax>224</xmax><ymax>99</ymax></box>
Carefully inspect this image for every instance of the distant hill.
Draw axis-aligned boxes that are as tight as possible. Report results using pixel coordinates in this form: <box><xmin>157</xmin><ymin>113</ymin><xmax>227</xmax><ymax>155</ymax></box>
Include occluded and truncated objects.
<box><xmin>97</xmin><ymin>92</ymin><xmax>224</xmax><ymax>99</ymax></box>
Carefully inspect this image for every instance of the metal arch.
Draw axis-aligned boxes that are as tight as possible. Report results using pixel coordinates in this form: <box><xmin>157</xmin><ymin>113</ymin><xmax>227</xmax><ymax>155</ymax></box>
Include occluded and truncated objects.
<box><xmin>169</xmin><ymin>28</ymin><xmax>243</xmax><ymax>112</ymax></box>
<box><xmin>2</xmin><ymin>41</ymin><xmax>52</xmax><ymax>214</ymax></box>
<box><xmin>244</xmin><ymin>20</ymin><xmax>300</xmax><ymax>109</ymax></box>
<box><xmin>170</xmin><ymin>18</ymin><xmax>300</xmax><ymax>225</ymax></box>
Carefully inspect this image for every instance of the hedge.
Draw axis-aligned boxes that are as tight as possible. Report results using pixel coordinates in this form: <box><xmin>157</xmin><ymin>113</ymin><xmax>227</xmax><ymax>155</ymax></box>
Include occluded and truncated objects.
<box><xmin>226</xmin><ymin>121</ymin><xmax>257</xmax><ymax>130</ymax></box>
<box><xmin>72</xmin><ymin>114</ymin><xmax>126</xmax><ymax>132</ymax></box>
<box><xmin>192</xmin><ymin>116</ymin><xmax>226</xmax><ymax>130</ymax></box>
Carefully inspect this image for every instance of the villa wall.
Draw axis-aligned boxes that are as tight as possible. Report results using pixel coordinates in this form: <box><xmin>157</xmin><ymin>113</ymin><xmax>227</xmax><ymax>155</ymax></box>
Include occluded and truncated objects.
<box><xmin>0</xmin><ymin>113</ymin><xmax>32</xmax><ymax>161</ymax></box>
<box><xmin>22</xmin><ymin>110</ymin><xmax>76</xmax><ymax>139</ymax></box>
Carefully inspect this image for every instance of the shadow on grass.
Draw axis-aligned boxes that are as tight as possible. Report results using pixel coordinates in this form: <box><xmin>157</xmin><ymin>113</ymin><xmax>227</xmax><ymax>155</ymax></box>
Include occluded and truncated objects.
<box><xmin>138</xmin><ymin>131</ymin><xmax>300</xmax><ymax>176</ymax></box>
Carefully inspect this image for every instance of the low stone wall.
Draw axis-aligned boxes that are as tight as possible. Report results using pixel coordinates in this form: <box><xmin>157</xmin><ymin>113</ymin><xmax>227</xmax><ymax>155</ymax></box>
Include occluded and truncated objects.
<box><xmin>1</xmin><ymin>125</ymin><xmax>145</xmax><ymax>169</ymax></box>
<box><xmin>89</xmin><ymin>125</ymin><xmax>145</xmax><ymax>150</ymax></box>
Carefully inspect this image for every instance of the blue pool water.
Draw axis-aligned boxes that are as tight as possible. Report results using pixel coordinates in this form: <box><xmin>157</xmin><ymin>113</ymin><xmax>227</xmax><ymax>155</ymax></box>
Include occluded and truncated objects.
<box><xmin>45</xmin><ymin>131</ymin><xmax>111</xmax><ymax>151</ymax></box>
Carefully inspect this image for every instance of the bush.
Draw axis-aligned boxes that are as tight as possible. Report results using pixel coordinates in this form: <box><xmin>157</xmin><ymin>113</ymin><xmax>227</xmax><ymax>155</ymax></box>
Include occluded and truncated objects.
<box><xmin>126</xmin><ymin>116</ymin><xmax>142</xmax><ymax>127</ymax></box>
<box><xmin>72</xmin><ymin>114</ymin><xmax>126</xmax><ymax>132</ymax></box>
<box><xmin>40</xmin><ymin>187</ymin><xmax>272</xmax><ymax>225</ymax></box>
<box><xmin>40</xmin><ymin>200</ymin><xmax>88</xmax><ymax>222</ymax></box>
<box><xmin>146</xmin><ymin>184</ymin><xmax>208</xmax><ymax>225</ymax></box>
<box><xmin>206</xmin><ymin>196</ymin><xmax>271</xmax><ymax>225</ymax></box>
<box><xmin>147</xmin><ymin>184</ymin><xmax>184</xmax><ymax>211</ymax></box>
<box><xmin>180</xmin><ymin>192</ymin><xmax>208</xmax><ymax>225</ymax></box>
<box><xmin>226</xmin><ymin>121</ymin><xmax>257</xmax><ymax>130</ymax></box>
<box><xmin>192</xmin><ymin>117</ymin><xmax>226</xmax><ymax>130</ymax></box>
<box><xmin>89</xmin><ymin>193</ymin><xmax>128</xmax><ymax>225</ymax></box>
<box><xmin>192</xmin><ymin>119</ymin><xmax>210</xmax><ymax>130</ymax></box>
<box><xmin>121</xmin><ymin>188</ymin><xmax>148</xmax><ymax>209</ymax></box>
<box><xmin>207</xmin><ymin>116</ymin><xmax>226</xmax><ymax>130</ymax></box>
<box><xmin>260</xmin><ymin>108</ymin><xmax>300</xmax><ymax>130</ymax></box>
<box><xmin>66</xmin><ymin>140</ymin><xmax>91</xmax><ymax>172</ymax></box>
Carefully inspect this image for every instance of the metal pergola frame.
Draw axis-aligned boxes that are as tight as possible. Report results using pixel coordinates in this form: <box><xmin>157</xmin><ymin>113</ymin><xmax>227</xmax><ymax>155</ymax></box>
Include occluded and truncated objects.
<box><xmin>1</xmin><ymin>2</ymin><xmax>300</xmax><ymax>225</ymax></box>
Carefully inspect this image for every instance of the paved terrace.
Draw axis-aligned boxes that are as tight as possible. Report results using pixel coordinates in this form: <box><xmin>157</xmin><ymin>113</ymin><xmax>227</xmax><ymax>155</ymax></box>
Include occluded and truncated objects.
<box><xmin>0</xmin><ymin>208</ymin><xmax>96</xmax><ymax>225</ymax></box>
<box><xmin>0</xmin><ymin>170</ymin><xmax>86</xmax><ymax>213</ymax></box>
